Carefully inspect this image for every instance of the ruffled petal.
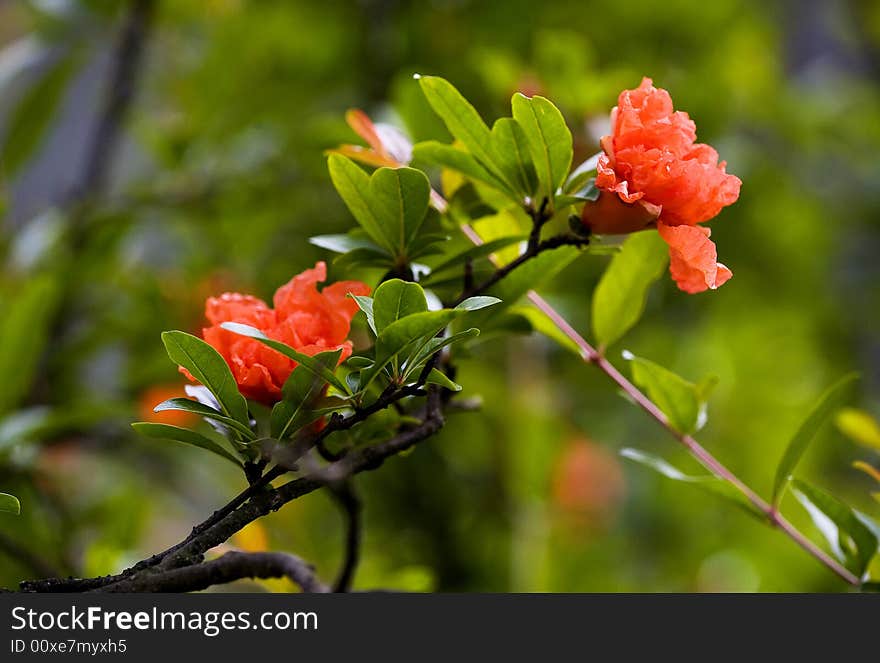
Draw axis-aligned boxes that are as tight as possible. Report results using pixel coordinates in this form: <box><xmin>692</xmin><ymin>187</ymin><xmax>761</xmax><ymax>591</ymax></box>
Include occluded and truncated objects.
<box><xmin>657</xmin><ymin>222</ymin><xmax>732</xmax><ymax>294</ymax></box>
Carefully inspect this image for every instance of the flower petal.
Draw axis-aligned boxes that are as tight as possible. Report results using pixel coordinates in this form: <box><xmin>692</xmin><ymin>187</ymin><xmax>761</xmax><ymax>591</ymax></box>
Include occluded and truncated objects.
<box><xmin>657</xmin><ymin>222</ymin><xmax>732</xmax><ymax>294</ymax></box>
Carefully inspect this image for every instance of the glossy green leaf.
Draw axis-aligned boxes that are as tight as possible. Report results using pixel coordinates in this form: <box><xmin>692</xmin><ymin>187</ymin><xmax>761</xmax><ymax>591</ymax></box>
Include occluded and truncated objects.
<box><xmin>351</xmin><ymin>295</ymin><xmax>376</xmax><ymax>334</ymax></box>
<box><xmin>372</xmin><ymin>279</ymin><xmax>428</xmax><ymax>332</ymax></box>
<box><xmin>489</xmin><ymin>117</ymin><xmax>537</xmax><ymax>198</ymax></box>
<box><xmin>2</xmin><ymin>49</ymin><xmax>81</xmax><ymax>175</ymax></box>
<box><xmin>455</xmin><ymin>296</ymin><xmax>502</xmax><ymax>311</ymax></box>
<box><xmin>427</xmin><ymin>235</ymin><xmax>527</xmax><ymax>277</ymax></box>
<box><xmin>417</xmin><ymin>76</ymin><xmax>510</xmax><ymax>188</ymax></box>
<box><xmin>220</xmin><ymin>323</ymin><xmax>350</xmax><ymax>396</ymax></box>
<box><xmin>772</xmin><ymin>373</ymin><xmax>858</xmax><ymax>506</ymax></box>
<box><xmin>131</xmin><ymin>422</ymin><xmax>242</xmax><ymax>467</ymax></box>
<box><xmin>309</xmin><ymin>233</ymin><xmax>388</xmax><ymax>255</ymax></box>
<box><xmin>328</xmin><ymin>156</ymin><xmax>431</xmax><ymax>256</ymax></box>
<box><xmin>510</xmin><ymin>93</ymin><xmax>573</xmax><ymax>206</ymax></box>
<box><xmin>271</xmin><ymin>350</ymin><xmax>342</xmax><ymax>440</ymax></box>
<box><xmin>154</xmin><ymin>398</ymin><xmax>256</xmax><ymax>440</ymax></box>
<box><xmin>621</xmin><ymin>448</ymin><xmax>763</xmax><ymax>521</ymax></box>
<box><xmin>161</xmin><ymin>331</ymin><xmax>250</xmax><ymax>425</ymax></box>
<box><xmin>0</xmin><ymin>492</ymin><xmax>20</xmax><ymax>515</ymax></box>
<box><xmin>591</xmin><ymin>231</ymin><xmax>669</xmax><ymax>350</ymax></box>
<box><xmin>508</xmin><ymin>305</ymin><xmax>581</xmax><ymax>355</ymax></box>
<box><xmin>792</xmin><ymin>479</ymin><xmax>878</xmax><ymax>577</ymax></box>
<box><xmin>426</xmin><ymin>368</ymin><xmax>462</xmax><ymax>392</ymax></box>
<box><xmin>0</xmin><ymin>274</ymin><xmax>60</xmax><ymax>417</ymax></box>
<box><xmin>412</xmin><ymin>141</ymin><xmax>508</xmax><ymax>192</ymax></box>
<box><xmin>625</xmin><ymin>353</ymin><xmax>707</xmax><ymax>434</ymax></box>
<box><xmin>407</xmin><ymin>328</ymin><xmax>480</xmax><ymax>370</ymax></box>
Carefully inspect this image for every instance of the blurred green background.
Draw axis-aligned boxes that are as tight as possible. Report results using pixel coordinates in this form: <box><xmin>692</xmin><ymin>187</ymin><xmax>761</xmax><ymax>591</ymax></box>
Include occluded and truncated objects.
<box><xmin>1</xmin><ymin>0</ymin><xmax>879</xmax><ymax>592</ymax></box>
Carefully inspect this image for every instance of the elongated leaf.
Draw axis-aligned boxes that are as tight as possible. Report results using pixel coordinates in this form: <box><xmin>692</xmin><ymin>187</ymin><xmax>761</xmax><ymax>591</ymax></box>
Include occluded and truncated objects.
<box><xmin>792</xmin><ymin>479</ymin><xmax>877</xmax><ymax>577</ymax></box>
<box><xmin>271</xmin><ymin>350</ymin><xmax>341</xmax><ymax>440</ymax></box>
<box><xmin>487</xmin><ymin>246</ymin><xmax>581</xmax><ymax>308</ymax></box>
<box><xmin>455</xmin><ymin>296</ymin><xmax>502</xmax><ymax>311</ymax></box>
<box><xmin>0</xmin><ymin>492</ymin><xmax>20</xmax><ymax>515</ymax></box>
<box><xmin>2</xmin><ymin>49</ymin><xmax>81</xmax><ymax>175</ymax></box>
<box><xmin>426</xmin><ymin>368</ymin><xmax>462</xmax><ymax>392</ymax></box>
<box><xmin>417</xmin><ymin>76</ymin><xmax>510</xmax><ymax>187</ymax></box>
<box><xmin>625</xmin><ymin>353</ymin><xmax>708</xmax><ymax>434</ymax></box>
<box><xmin>0</xmin><ymin>274</ymin><xmax>60</xmax><ymax>417</ymax></box>
<box><xmin>219</xmin><ymin>323</ymin><xmax>350</xmax><ymax>396</ymax></box>
<box><xmin>621</xmin><ymin>448</ymin><xmax>763</xmax><ymax>521</ymax></box>
<box><xmin>372</xmin><ymin>279</ymin><xmax>428</xmax><ymax>332</ymax></box>
<box><xmin>309</xmin><ymin>233</ymin><xmax>387</xmax><ymax>255</ymax></box>
<box><xmin>591</xmin><ymin>232</ymin><xmax>669</xmax><ymax>350</ymax></box>
<box><xmin>489</xmin><ymin>117</ymin><xmax>537</xmax><ymax>198</ymax></box>
<box><xmin>328</xmin><ymin>154</ymin><xmax>395</xmax><ymax>253</ymax></box>
<box><xmin>427</xmin><ymin>235</ymin><xmax>527</xmax><ymax>276</ymax></box>
<box><xmin>131</xmin><ymin>422</ymin><xmax>242</xmax><ymax>467</ymax></box>
<box><xmin>772</xmin><ymin>373</ymin><xmax>859</xmax><ymax>506</ymax></box>
<box><xmin>510</xmin><ymin>93</ymin><xmax>573</xmax><ymax>205</ymax></box>
<box><xmin>161</xmin><ymin>331</ymin><xmax>249</xmax><ymax>425</ymax></box>
<box><xmin>407</xmin><ymin>328</ymin><xmax>480</xmax><ymax>370</ymax></box>
<box><xmin>371</xmin><ymin>166</ymin><xmax>432</xmax><ymax>253</ymax></box>
<box><xmin>350</xmin><ymin>295</ymin><xmax>376</xmax><ymax>335</ymax></box>
<box><xmin>412</xmin><ymin>141</ymin><xmax>507</xmax><ymax>191</ymax></box>
<box><xmin>154</xmin><ymin>398</ymin><xmax>255</xmax><ymax>439</ymax></box>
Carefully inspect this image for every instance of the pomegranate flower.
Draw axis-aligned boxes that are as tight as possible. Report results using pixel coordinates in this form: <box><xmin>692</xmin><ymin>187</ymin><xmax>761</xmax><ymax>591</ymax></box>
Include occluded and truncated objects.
<box><xmin>184</xmin><ymin>262</ymin><xmax>370</xmax><ymax>405</ymax></box>
<box><xmin>582</xmin><ymin>78</ymin><xmax>741</xmax><ymax>293</ymax></box>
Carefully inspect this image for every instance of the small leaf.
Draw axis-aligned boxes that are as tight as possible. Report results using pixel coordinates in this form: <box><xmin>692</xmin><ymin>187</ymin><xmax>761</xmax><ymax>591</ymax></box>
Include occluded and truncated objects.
<box><xmin>489</xmin><ymin>117</ymin><xmax>537</xmax><ymax>199</ymax></box>
<box><xmin>772</xmin><ymin>373</ymin><xmax>859</xmax><ymax>506</ymax></box>
<box><xmin>350</xmin><ymin>295</ymin><xmax>376</xmax><ymax>335</ymax></box>
<box><xmin>563</xmin><ymin>153</ymin><xmax>600</xmax><ymax>194</ymax></box>
<box><xmin>372</xmin><ymin>279</ymin><xmax>429</xmax><ymax>332</ymax></box>
<box><xmin>219</xmin><ymin>323</ymin><xmax>351</xmax><ymax>396</ymax></box>
<box><xmin>417</xmin><ymin>76</ymin><xmax>510</xmax><ymax>188</ymax></box>
<box><xmin>406</xmin><ymin>328</ymin><xmax>480</xmax><ymax>370</ymax></box>
<box><xmin>624</xmin><ymin>354</ymin><xmax>706</xmax><ymax>435</ymax></box>
<box><xmin>455</xmin><ymin>296</ymin><xmax>502</xmax><ymax>311</ymax></box>
<box><xmin>836</xmin><ymin>408</ymin><xmax>880</xmax><ymax>451</ymax></box>
<box><xmin>510</xmin><ymin>93</ymin><xmax>573</xmax><ymax>206</ymax></box>
<box><xmin>132</xmin><ymin>422</ymin><xmax>242</xmax><ymax>467</ymax></box>
<box><xmin>792</xmin><ymin>479</ymin><xmax>878</xmax><ymax>577</ymax></box>
<box><xmin>621</xmin><ymin>448</ymin><xmax>763</xmax><ymax>521</ymax></box>
<box><xmin>591</xmin><ymin>232</ymin><xmax>669</xmax><ymax>350</ymax></box>
<box><xmin>161</xmin><ymin>331</ymin><xmax>249</xmax><ymax>426</ymax></box>
<box><xmin>412</xmin><ymin>141</ymin><xmax>508</xmax><ymax>192</ymax></box>
<box><xmin>309</xmin><ymin>233</ymin><xmax>388</xmax><ymax>255</ymax></box>
<box><xmin>154</xmin><ymin>398</ymin><xmax>256</xmax><ymax>440</ymax></box>
<box><xmin>271</xmin><ymin>350</ymin><xmax>342</xmax><ymax>440</ymax></box>
<box><xmin>425</xmin><ymin>368</ymin><xmax>462</xmax><ymax>392</ymax></box>
<box><xmin>0</xmin><ymin>492</ymin><xmax>20</xmax><ymax>515</ymax></box>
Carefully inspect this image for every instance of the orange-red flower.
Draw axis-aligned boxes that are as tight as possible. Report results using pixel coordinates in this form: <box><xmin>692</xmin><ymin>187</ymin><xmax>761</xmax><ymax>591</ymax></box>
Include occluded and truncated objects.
<box><xmin>185</xmin><ymin>262</ymin><xmax>370</xmax><ymax>405</ymax></box>
<box><xmin>583</xmin><ymin>78</ymin><xmax>741</xmax><ymax>293</ymax></box>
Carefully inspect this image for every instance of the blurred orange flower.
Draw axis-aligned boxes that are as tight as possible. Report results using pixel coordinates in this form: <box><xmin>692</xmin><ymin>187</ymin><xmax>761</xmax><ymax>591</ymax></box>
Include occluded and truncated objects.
<box><xmin>138</xmin><ymin>384</ymin><xmax>197</xmax><ymax>427</ymax></box>
<box><xmin>583</xmin><ymin>77</ymin><xmax>741</xmax><ymax>293</ymax></box>
<box><xmin>551</xmin><ymin>438</ymin><xmax>625</xmax><ymax>530</ymax></box>
<box><xmin>185</xmin><ymin>262</ymin><xmax>370</xmax><ymax>405</ymax></box>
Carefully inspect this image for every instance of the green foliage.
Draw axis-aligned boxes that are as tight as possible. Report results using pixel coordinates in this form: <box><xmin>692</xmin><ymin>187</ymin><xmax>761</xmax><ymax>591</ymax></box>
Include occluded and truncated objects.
<box><xmin>271</xmin><ymin>350</ymin><xmax>342</xmax><ymax>440</ymax></box>
<box><xmin>0</xmin><ymin>492</ymin><xmax>21</xmax><ymax>515</ymax></box>
<box><xmin>131</xmin><ymin>422</ymin><xmax>243</xmax><ymax>467</ymax></box>
<box><xmin>161</xmin><ymin>331</ymin><xmax>250</xmax><ymax>426</ymax></box>
<box><xmin>624</xmin><ymin>353</ymin><xmax>716</xmax><ymax>435</ymax></box>
<box><xmin>510</xmin><ymin>93</ymin><xmax>572</xmax><ymax>206</ymax></box>
<box><xmin>772</xmin><ymin>374</ymin><xmax>859</xmax><ymax>506</ymax></box>
<box><xmin>792</xmin><ymin>480</ymin><xmax>878</xmax><ymax>578</ymax></box>
<box><xmin>153</xmin><ymin>398</ymin><xmax>256</xmax><ymax>440</ymax></box>
<box><xmin>591</xmin><ymin>232</ymin><xmax>669</xmax><ymax>351</ymax></box>
<box><xmin>373</xmin><ymin>279</ymin><xmax>429</xmax><ymax>332</ymax></box>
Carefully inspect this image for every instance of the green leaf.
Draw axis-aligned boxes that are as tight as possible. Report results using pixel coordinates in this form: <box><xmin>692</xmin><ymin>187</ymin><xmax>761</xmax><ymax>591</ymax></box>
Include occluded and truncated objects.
<box><xmin>485</xmin><ymin>246</ymin><xmax>581</xmax><ymax>309</ymax></box>
<box><xmin>406</xmin><ymin>328</ymin><xmax>480</xmax><ymax>370</ymax></box>
<box><xmin>309</xmin><ymin>233</ymin><xmax>388</xmax><ymax>255</ymax></box>
<box><xmin>154</xmin><ymin>398</ymin><xmax>256</xmax><ymax>440</ymax></box>
<box><xmin>772</xmin><ymin>373</ymin><xmax>859</xmax><ymax>506</ymax></box>
<box><xmin>427</xmin><ymin>235</ymin><xmax>527</xmax><ymax>277</ymax></box>
<box><xmin>625</xmin><ymin>353</ymin><xmax>708</xmax><ymax>435</ymax></box>
<box><xmin>792</xmin><ymin>479</ymin><xmax>878</xmax><ymax>577</ymax></box>
<box><xmin>412</xmin><ymin>141</ymin><xmax>508</xmax><ymax>192</ymax></box>
<box><xmin>0</xmin><ymin>492</ymin><xmax>20</xmax><ymax>515</ymax></box>
<box><xmin>417</xmin><ymin>76</ymin><xmax>510</xmax><ymax>188</ymax></box>
<box><xmin>508</xmin><ymin>305</ymin><xmax>581</xmax><ymax>356</ymax></box>
<box><xmin>328</xmin><ymin>156</ymin><xmax>431</xmax><ymax>257</ymax></box>
<box><xmin>372</xmin><ymin>279</ymin><xmax>428</xmax><ymax>332</ymax></box>
<box><xmin>351</xmin><ymin>295</ymin><xmax>376</xmax><ymax>334</ymax></box>
<box><xmin>161</xmin><ymin>331</ymin><xmax>249</xmax><ymax>425</ymax></box>
<box><xmin>455</xmin><ymin>296</ymin><xmax>502</xmax><ymax>311</ymax></box>
<box><xmin>271</xmin><ymin>350</ymin><xmax>342</xmax><ymax>440</ymax></box>
<box><xmin>131</xmin><ymin>422</ymin><xmax>242</xmax><ymax>467</ymax></box>
<box><xmin>591</xmin><ymin>231</ymin><xmax>669</xmax><ymax>350</ymax></box>
<box><xmin>510</xmin><ymin>93</ymin><xmax>573</xmax><ymax>206</ymax></box>
<box><xmin>425</xmin><ymin>368</ymin><xmax>462</xmax><ymax>392</ymax></box>
<box><xmin>0</xmin><ymin>274</ymin><xmax>60</xmax><ymax>417</ymax></box>
<box><xmin>489</xmin><ymin>117</ymin><xmax>537</xmax><ymax>198</ymax></box>
<box><xmin>219</xmin><ymin>323</ymin><xmax>351</xmax><ymax>396</ymax></box>
<box><xmin>2</xmin><ymin>49</ymin><xmax>81</xmax><ymax>175</ymax></box>
<box><xmin>621</xmin><ymin>448</ymin><xmax>763</xmax><ymax>521</ymax></box>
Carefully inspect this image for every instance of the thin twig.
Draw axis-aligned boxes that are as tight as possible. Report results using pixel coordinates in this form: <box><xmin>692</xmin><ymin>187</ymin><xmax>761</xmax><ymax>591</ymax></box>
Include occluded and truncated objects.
<box><xmin>331</xmin><ymin>481</ymin><xmax>362</xmax><ymax>592</ymax></box>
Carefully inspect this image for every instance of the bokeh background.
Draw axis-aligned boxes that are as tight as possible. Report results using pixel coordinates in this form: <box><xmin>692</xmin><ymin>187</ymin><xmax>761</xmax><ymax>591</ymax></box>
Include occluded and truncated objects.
<box><xmin>1</xmin><ymin>0</ymin><xmax>879</xmax><ymax>592</ymax></box>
